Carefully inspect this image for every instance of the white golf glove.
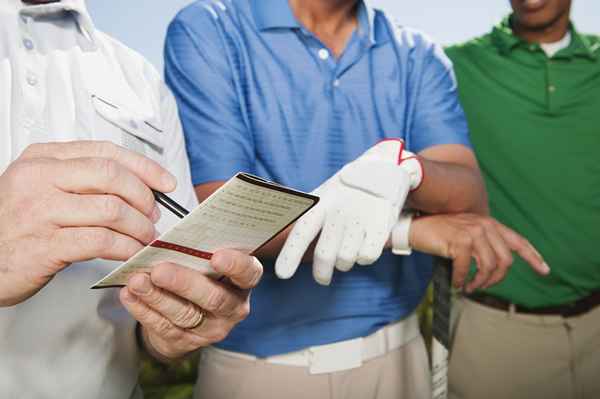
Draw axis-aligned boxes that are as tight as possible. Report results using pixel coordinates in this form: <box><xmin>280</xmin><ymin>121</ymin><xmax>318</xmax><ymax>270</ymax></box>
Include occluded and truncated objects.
<box><xmin>275</xmin><ymin>139</ymin><xmax>423</xmax><ymax>285</ymax></box>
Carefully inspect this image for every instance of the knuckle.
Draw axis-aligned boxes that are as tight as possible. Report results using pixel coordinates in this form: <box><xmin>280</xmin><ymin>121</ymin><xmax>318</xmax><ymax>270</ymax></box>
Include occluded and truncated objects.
<box><xmin>22</xmin><ymin>143</ymin><xmax>45</xmax><ymax>157</ymax></box>
<box><xmin>96</xmin><ymin>140</ymin><xmax>118</xmax><ymax>157</ymax></box>
<box><xmin>174</xmin><ymin>302</ymin><xmax>202</xmax><ymax>328</ymax></box>
<box><xmin>97</xmin><ymin>158</ymin><xmax>120</xmax><ymax>183</ymax></box>
<box><xmin>458</xmin><ymin>234</ymin><xmax>473</xmax><ymax>248</ymax></box>
<box><xmin>99</xmin><ymin>195</ymin><xmax>125</xmax><ymax>223</ymax></box>
<box><xmin>204</xmin><ymin>289</ymin><xmax>227</xmax><ymax>313</ymax></box>
<box><xmin>207</xmin><ymin>327</ymin><xmax>230</xmax><ymax>344</ymax></box>
<box><xmin>234</xmin><ymin>301</ymin><xmax>251</xmax><ymax>321</ymax></box>
<box><xmin>499</xmin><ymin>253</ymin><xmax>514</xmax><ymax>269</ymax></box>
<box><xmin>87</xmin><ymin>229</ymin><xmax>116</xmax><ymax>253</ymax></box>
<box><xmin>155</xmin><ymin>317</ymin><xmax>176</xmax><ymax>337</ymax></box>
<box><xmin>469</xmin><ymin>224</ymin><xmax>485</xmax><ymax>237</ymax></box>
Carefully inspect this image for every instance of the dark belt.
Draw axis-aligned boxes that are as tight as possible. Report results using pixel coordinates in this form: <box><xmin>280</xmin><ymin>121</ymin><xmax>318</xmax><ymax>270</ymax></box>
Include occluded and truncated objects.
<box><xmin>468</xmin><ymin>291</ymin><xmax>600</xmax><ymax>318</ymax></box>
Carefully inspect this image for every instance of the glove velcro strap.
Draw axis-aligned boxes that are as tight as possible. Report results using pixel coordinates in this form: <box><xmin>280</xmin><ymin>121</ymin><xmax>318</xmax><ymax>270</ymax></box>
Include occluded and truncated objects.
<box><xmin>399</xmin><ymin>155</ymin><xmax>424</xmax><ymax>191</ymax></box>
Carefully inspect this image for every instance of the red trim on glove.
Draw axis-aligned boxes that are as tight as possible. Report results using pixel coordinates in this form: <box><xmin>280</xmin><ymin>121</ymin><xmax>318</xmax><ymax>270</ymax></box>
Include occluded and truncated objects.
<box><xmin>378</xmin><ymin>138</ymin><xmax>405</xmax><ymax>165</ymax></box>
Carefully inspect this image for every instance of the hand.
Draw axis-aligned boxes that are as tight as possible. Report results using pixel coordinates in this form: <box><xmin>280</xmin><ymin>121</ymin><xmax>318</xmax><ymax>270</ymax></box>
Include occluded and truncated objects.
<box><xmin>119</xmin><ymin>249</ymin><xmax>263</xmax><ymax>361</ymax></box>
<box><xmin>0</xmin><ymin>141</ymin><xmax>177</xmax><ymax>307</ymax></box>
<box><xmin>275</xmin><ymin>140</ymin><xmax>423</xmax><ymax>285</ymax></box>
<box><xmin>408</xmin><ymin>214</ymin><xmax>550</xmax><ymax>292</ymax></box>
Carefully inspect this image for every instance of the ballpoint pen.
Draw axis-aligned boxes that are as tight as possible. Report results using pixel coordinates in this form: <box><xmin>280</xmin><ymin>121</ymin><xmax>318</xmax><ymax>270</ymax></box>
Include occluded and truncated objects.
<box><xmin>152</xmin><ymin>190</ymin><xmax>190</xmax><ymax>219</ymax></box>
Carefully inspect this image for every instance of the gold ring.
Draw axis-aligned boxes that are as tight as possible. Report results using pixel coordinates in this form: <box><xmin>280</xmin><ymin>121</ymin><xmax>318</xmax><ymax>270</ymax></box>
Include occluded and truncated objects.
<box><xmin>188</xmin><ymin>311</ymin><xmax>206</xmax><ymax>330</ymax></box>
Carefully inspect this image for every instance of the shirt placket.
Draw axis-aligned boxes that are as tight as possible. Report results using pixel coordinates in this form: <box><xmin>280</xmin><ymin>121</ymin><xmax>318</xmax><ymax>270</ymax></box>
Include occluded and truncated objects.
<box><xmin>18</xmin><ymin>13</ymin><xmax>47</xmax><ymax>148</ymax></box>
<box><xmin>298</xmin><ymin>28</ymin><xmax>369</xmax><ymax>98</ymax></box>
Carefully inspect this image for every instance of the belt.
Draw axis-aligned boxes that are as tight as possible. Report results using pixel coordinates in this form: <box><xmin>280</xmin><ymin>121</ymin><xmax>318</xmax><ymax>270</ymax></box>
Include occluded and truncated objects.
<box><xmin>207</xmin><ymin>313</ymin><xmax>420</xmax><ymax>375</ymax></box>
<box><xmin>468</xmin><ymin>291</ymin><xmax>600</xmax><ymax>318</ymax></box>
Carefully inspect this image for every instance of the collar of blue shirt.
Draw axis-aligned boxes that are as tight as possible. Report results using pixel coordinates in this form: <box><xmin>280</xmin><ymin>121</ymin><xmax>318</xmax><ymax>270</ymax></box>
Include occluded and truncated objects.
<box><xmin>250</xmin><ymin>0</ymin><xmax>390</xmax><ymax>47</ymax></box>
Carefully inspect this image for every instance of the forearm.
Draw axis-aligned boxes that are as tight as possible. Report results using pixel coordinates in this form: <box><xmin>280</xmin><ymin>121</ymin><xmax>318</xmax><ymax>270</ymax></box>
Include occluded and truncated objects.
<box><xmin>408</xmin><ymin>156</ymin><xmax>488</xmax><ymax>215</ymax></box>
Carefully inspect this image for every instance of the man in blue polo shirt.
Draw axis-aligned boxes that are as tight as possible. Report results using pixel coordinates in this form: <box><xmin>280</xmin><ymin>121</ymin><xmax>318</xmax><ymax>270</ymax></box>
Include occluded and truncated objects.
<box><xmin>164</xmin><ymin>0</ymin><xmax>548</xmax><ymax>397</ymax></box>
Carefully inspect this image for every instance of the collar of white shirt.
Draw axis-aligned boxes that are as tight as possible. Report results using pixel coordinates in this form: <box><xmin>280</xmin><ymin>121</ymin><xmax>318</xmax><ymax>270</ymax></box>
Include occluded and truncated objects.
<box><xmin>13</xmin><ymin>0</ymin><xmax>97</xmax><ymax>44</ymax></box>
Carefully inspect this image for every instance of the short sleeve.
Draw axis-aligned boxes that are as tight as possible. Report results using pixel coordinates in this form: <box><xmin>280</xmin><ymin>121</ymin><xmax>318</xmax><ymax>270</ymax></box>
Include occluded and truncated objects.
<box><xmin>165</xmin><ymin>16</ymin><xmax>254</xmax><ymax>186</ymax></box>
<box><xmin>409</xmin><ymin>42</ymin><xmax>472</xmax><ymax>153</ymax></box>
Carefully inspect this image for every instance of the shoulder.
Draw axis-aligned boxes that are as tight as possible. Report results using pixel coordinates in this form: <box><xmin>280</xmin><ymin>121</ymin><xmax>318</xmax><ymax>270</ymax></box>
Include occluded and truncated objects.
<box><xmin>169</xmin><ymin>0</ymin><xmax>247</xmax><ymax>37</ymax></box>
<box><xmin>95</xmin><ymin>31</ymin><xmax>161</xmax><ymax>85</ymax></box>
<box><xmin>376</xmin><ymin>10</ymin><xmax>451</xmax><ymax>69</ymax></box>
<box><xmin>580</xmin><ymin>32</ymin><xmax>600</xmax><ymax>57</ymax></box>
<box><xmin>445</xmin><ymin>33</ymin><xmax>495</xmax><ymax>64</ymax></box>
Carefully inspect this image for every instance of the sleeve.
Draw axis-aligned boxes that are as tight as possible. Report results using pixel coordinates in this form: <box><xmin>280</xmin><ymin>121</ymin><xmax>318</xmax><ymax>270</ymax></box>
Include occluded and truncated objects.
<box><xmin>164</xmin><ymin>17</ymin><xmax>254</xmax><ymax>186</ymax></box>
<box><xmin>408</xmin><ymin>41</ymin><xmax>473</xmax><ymax>154</ymax></box>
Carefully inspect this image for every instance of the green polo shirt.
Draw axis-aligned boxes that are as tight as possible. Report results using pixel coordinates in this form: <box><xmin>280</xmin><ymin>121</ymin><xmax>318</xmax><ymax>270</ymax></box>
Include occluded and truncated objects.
<box><xmin>446</xmin><ymin>17</ymin><xmax>600</xmax><ymax>308</ymax></box>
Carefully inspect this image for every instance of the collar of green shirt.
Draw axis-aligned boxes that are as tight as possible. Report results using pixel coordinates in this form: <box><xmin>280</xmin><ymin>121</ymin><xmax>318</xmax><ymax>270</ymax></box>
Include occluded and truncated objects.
<box><xmin>491</xmin><ymin>14</ymin><xmax>598</xmax><ymax>60</ymax></box>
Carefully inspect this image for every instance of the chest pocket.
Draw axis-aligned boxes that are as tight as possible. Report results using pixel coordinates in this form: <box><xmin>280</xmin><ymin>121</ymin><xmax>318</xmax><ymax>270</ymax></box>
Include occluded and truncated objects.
<box><xmin>91</xmin><ymin>94</ymin><xmax>164</xmax><ymax>160</ymax></box>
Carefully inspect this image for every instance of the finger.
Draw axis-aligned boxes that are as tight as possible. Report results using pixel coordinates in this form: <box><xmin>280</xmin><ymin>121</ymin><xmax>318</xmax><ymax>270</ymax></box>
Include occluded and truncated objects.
<box><xmin>466</xmin><ymin>232</ymin><xmax>496</xmax><ymax>293</ymax></box>
<box><xmin>20</xmin><ymin>141</ymin><xmax>176</xmax><ymax>193</ymax></box>
<box><xmin>452</xmin><ymin>248</ymin><xmax>472</xmax><ymax>290</ymax></box>
<box><xmin>49</xmin><ymin>227</ymin><xmax>143</xmax><ymax>265</ymax></box>
<box><xmin>52</xmin><ymin>194</ymin><xmax>158</xmax><ymax>245</ymax></box>
<box><xmin>150</xmin><ymin>263</ymin><xmax>249</xmax><ymax>319</ymax></box>
<box><xmin>275</xmin><ymin>206</ymin><xmax>325</xmax><ymax>279</ymax></box>
<box><xmin>210</xmin><ymin>250</ymin><xmax>263</xmax><ymax>290</ymax></box>
<box><xmin>127</xmin><ymin>273</ymin><xmax>205</xmax><ymax>329</ymax></box>
<box><xmin>357</xmin><ymin>206</ymin><xmax>389</xmax><ymax>266</ymax></box>
<box><xmin>312</xmin><ymin>210</ymin><xmax>345</xmax><ymax>285</ymax></box>
<box><xmin>119</xmin><ymin>288</ymin><xmax>191</xmax><ymax>356</ymax></box>
<box><xmin>50</xmin><ymin>157</ymin><xmax>157</xmax><ymax>218</ymax></box>
<box><xmin>336</xmin><ymin>220</ymin><xmax>364</xmax><ymax>272</ymax></box>
<box><xmin>481</xmin><ymin>223</ymin><xmax>513</xmax><ymax>288</ymax></box>
<box><xmin>497</xmin><ymin>223</ymin><xmax>550</xmax><ymax>275</ymax></box>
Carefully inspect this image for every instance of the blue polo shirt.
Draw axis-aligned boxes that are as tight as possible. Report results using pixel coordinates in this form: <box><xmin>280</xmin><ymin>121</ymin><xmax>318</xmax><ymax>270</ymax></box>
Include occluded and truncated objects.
<box><xmin>165</xmin><ymin>0</ymin><xmax>471</xmax><ymax>357</ymax></box>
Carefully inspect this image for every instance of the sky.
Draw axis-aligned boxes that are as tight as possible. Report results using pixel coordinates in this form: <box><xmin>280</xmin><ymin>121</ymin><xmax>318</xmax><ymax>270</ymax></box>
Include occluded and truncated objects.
<box><xmin>87</xmin><ymin>0</ymin><xmax>600</xmax><ymax>71</ymax></box>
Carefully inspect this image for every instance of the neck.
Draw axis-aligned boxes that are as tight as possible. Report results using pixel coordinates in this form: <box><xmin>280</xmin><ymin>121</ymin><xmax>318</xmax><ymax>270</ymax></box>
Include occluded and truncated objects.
<box><xmin>288</xmin><ymin>0</ymin><xmax>358</xmax><ymax>37</ymax></box>
<box><xmin>512</xmin><ymin>12</ymin><xmax>570</xmax><ymax>44</ymax></box>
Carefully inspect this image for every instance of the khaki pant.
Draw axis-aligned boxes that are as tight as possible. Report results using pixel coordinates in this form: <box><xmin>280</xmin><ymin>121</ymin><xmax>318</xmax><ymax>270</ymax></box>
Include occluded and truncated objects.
<box><xmin>194</xmin><ymin>335</ymin><xmax>431</xmax><ymax>399</ymax></box>
<box><xmin>449</xmin><ymin>297</ymin><xmax>600</xmax><ymax>399</ymax></box>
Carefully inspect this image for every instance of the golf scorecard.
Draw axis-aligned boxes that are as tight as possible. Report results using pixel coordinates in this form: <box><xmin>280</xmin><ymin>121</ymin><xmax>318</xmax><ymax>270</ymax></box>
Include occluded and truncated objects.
<box><xmin>92</xmin><ymin>173</ymin><xmax>319</xmax><ymax>289</ymax></box>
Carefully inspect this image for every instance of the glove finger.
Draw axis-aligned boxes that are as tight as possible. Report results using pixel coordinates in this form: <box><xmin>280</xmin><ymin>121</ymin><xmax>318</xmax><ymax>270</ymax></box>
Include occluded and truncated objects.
<box><xmin>335</xmin><ymin>220</ymin><xmax>365</xmax><ymax>272</ymax></box>
<box><xmin>275</xmin><ymin>206</ymin><xmax>325</xmax><ymax>279</ymax></box>
<box><xmin>357</xmin><ymin>206</ymin><xmax>390</xmax><ymax>266</ymax></box>
<box><xmin>313</xmin><ymin>210</ymin><xmax>346</xmax><ymax>285</ymax></box>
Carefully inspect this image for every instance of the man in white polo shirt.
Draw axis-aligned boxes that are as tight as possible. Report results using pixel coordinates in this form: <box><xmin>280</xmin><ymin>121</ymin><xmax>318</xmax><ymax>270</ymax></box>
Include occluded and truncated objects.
<box><xmin>0</xmin><ymin>1</ymin><xmax>263</xmax><ymax>398</ymax></box>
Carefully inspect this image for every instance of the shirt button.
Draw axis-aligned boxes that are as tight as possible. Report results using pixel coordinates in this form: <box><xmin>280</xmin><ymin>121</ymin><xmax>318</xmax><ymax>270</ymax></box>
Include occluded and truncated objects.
<box><xmin>333</xmin><ymin>79</ymin><xmax>340</xmax><ymax>87</ymax></box>
<box><xmin>23</xmin><ymin>38</ymin><xmax>34</xmax><ymax>50</ymax></box>
<box><xmin>26</xmin><ymin>73</ymin><xmax>38</xmax><ymax>86</ymax></box>
<box><xmin>548</xmin><ymin>85</ymin><xmax>556</xmax><ymax>93</ymax></box>
<box><xmin>318</xmin><ymin>49</ymin><xmax>330</xmax><ymax>60</ymax></box>
<box><xmin>529</xmin><ymin>45</ymin><xmax>536</xmax><ymax>51</ymax></box>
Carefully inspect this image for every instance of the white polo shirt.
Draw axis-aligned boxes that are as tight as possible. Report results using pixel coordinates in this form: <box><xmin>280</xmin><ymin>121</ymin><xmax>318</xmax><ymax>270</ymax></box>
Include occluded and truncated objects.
<box><xmin>0</xmin><ymin>1</ymin><xmax>197</xmax><ymax>398</ymax></box>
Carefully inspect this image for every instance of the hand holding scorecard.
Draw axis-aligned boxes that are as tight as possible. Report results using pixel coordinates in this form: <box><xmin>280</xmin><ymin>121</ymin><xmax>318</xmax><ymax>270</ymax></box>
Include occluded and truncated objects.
<box><xmin>92</xmin><ymin>173</ymin><xmax>319</xmax><ymax>288</ymax></box>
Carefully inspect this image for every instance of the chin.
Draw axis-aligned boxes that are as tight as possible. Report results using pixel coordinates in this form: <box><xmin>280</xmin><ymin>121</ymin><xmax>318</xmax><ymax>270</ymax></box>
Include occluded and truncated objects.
<box><xmin>510</xmin><ymin>0</ymin><xmax>571</xmax><ymax>30</ymax></box>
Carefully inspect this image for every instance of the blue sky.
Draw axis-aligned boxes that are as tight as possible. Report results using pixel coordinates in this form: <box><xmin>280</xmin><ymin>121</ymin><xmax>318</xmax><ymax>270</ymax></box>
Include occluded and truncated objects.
<box><xmin>87</xmin><ymin>0</ymin><xmax>600</xmax><ymax>71</ymax></box>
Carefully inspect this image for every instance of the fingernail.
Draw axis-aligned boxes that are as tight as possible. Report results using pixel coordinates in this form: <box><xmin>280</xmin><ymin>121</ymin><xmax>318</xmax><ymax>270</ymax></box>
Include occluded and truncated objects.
<box><xmin>151</xmin><ymin>205</ymin><xmax>161</xmax><ymax>223</ymax></box>
<box><xmin>162</xmin><ymin>172</ymin><xmax>177</xmax><ymax>191</ymax></box>
<box><xmin>211</xmin><ymin>251</ymin><xmax>233</xmax><ymax>273</ymax></box>
<box><xmin>541</xmin><ymin>262</ymin><xmax>551</xmax><ymax>274</ymax></box>
<box><xmin>130</xmin><ymin>274</ymin><xmax>152</xmax><ymax>295</ymax></box>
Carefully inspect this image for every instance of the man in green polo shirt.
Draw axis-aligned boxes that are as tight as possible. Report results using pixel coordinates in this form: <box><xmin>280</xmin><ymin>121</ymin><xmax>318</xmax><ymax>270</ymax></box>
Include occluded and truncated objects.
<box><xmin>445</xmin><ymin>1</ymin><xmax>600</xmax><ymax>398</ymax></box>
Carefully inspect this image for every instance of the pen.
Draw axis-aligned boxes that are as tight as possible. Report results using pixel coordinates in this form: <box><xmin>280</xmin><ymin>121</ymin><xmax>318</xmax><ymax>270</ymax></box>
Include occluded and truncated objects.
<box><xmin>152</xmin><ymin>190</ymin><xmax>190</xmax><ymax>219</ymax></box>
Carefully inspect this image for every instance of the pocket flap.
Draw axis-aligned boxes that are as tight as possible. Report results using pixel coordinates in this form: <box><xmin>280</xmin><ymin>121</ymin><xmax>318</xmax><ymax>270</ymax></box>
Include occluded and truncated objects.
<box><xmin>92</xmin><ymin>95</ymin><xmax>164</xmax><ymax>150</ymax></box>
